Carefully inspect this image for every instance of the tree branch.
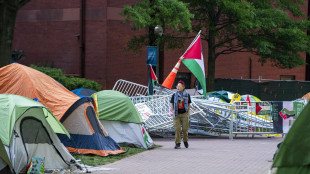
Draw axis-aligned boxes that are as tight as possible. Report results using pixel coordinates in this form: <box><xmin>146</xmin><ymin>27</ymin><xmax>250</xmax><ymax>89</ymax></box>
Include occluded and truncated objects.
<box><xmin>214</xmin><ymin>36</ymin><xmax>239</xmax><ymax>48</ymax></box>
<box><xmin>170</xmin><ymin>35</ymin><xmax>197</xmax><ymax>39</ymax></box>
<box><xmin>215</xmin><ymin>47</ymin><xmax>250</xmax><ymax>58</ymax></box>
<box><xmin>216</xmin><ymin>19</ymin><xmax>236</xmax><ymax>32</ymax></box>
<box><xmin>19</xmin><ymin>0</ymin><xmax>30</xmax><ymax>8</ymax></box>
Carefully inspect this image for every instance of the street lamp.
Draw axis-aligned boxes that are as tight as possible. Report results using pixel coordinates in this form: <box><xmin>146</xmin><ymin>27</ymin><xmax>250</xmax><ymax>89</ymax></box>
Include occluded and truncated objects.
<box><xmin>154</xmin><ymin>25</ymin><xmax>163</xmax><ymax>37</ymax></box>
<box><xmin>154</xmin><ymin>25</ymin><xmax>163</xmax><ymax>81</ymax></box>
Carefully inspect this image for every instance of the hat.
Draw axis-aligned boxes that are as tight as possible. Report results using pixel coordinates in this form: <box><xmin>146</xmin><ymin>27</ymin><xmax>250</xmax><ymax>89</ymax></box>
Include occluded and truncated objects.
<box><xmin>178</xmin><ymin>80</ymin><xmax>185</xmax><ymax>85</ymax></box>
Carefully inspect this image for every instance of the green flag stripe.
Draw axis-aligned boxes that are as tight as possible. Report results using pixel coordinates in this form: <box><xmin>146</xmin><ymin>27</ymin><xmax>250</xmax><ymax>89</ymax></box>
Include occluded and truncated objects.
<box><xmin>182</xmin><ymin>59</ymin><xmax>206</xmax><ymax>97</ymax></box>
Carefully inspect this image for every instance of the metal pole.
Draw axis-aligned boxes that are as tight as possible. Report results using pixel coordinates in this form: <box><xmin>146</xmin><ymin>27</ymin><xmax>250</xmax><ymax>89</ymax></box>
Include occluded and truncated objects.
<box><xmin>229</xmin><ymin>103</ymin><xmax>234</xmax><ymax>140</ymax></box>
<box><xmin>156</xmin><ymin>46</ymin><xmax>159</xmax><ymax>79</ymax></box>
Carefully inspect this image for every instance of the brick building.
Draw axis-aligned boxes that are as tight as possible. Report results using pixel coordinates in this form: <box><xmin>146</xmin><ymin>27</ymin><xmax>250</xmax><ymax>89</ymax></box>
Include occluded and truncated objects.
<box><xmin>13</xmin><ymin>1</ymin><xmax>308</xmax><ymax>90</ymax></box>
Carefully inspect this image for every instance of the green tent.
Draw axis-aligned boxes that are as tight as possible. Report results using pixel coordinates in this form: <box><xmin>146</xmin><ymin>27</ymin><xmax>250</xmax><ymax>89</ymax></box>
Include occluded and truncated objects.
<box><xmin>207</xmin><ymin>90</ymin><xmax>235</xmax><ymax>103</ymax></box>
<box><xmin>94</xmin><ymin>90</ymin><xmax>142</xmax><ymax>123</ymax></box>
<box><xmin>0</xmin><ymin>94</ymin><xmax>75</xmax><ymax>173</ymax></box>
<box><xmin>0</xmin><ymin>94</ymin><xmax>69</xmax><ymax>146</ymax></box>
<box><xmin>272</xmin><ymin>103</ymin><xmax>310</xmax><ymax>173</ymax></box>
<box><xmin>93</xmin><ymin>90</ymin><xmax>153</xmax><ymax>149</ymax></box>
<box><xmin>0</xmin><ymin>138</ymin><xmax>12</xmax><ymax>171</ymax></box>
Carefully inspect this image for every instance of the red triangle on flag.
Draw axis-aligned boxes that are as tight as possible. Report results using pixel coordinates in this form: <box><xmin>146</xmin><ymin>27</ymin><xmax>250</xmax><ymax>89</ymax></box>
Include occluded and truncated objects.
<box><xmin>256</xmin><ymin>103</ymin><xmax>262</xmax><ymax>114</ymax></box>
<box><xmin>149</xmin><ymin>65</ymin><xmax>157</xmax><ymax>81</ymax></box>
<box><xmin>183</xmin><ymin>36</ymin><xmax>202</xmax><ymax>60</ymax></box>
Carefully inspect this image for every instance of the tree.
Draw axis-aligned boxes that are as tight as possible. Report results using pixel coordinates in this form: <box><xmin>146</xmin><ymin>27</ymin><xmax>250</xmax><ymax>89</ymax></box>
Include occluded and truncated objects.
<box><xmin>182</xmin><ymin>0</ymin><xmax>310</xmax><ymax>91</ymax></box>
<box><xmin>0</xmin><ymin>0</ymin><xmax>31</xmax><ymax>67</ymax></box>
<box><xmin>122</xmin><ymin>0</ymin><xmax>194</xmax><ymax>83</ymax></box>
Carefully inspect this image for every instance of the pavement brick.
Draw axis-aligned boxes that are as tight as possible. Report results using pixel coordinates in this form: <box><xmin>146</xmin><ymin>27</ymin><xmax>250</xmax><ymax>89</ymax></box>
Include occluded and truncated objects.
<box><xmin>92</xmin><ymin>135</ymin><xmax>282</xmax><ymax>174</ymax></box>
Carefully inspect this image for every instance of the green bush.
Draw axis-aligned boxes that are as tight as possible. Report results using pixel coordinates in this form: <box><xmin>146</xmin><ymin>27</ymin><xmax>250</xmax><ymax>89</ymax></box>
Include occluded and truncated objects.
<box><xmin>30</xmin><ymin>65</ymin><xmax>102</xmax><ymax>91</ymax></box>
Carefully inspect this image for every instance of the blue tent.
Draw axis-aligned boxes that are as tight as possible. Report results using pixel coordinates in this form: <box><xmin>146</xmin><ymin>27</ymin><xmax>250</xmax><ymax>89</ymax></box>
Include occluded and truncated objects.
<box><xmin>71</xmin><ymin>88</ymin><xmax>96</xmax><ymax>98</ymax></box>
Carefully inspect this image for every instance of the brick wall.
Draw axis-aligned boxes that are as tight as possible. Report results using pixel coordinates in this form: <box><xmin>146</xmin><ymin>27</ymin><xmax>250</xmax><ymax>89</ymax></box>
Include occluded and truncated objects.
<box><xmin>12</xmin><ymin>0</ymin><xmax>308</xmax><ymax>91</ymax></box>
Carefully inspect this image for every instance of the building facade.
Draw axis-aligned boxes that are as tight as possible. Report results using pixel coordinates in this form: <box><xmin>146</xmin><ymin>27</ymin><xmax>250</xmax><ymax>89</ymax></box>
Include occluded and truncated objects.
<box><xmin>13</xmin><ymin>0</ymin><xmax>308</xmax><ymax>90</ymax></box>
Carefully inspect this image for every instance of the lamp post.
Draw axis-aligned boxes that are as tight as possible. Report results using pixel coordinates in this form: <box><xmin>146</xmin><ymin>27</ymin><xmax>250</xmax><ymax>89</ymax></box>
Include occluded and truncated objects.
<box><xmin>154</xmin><ymin>25</ymin><xmax>163</xmax><ymax>83</ymax></box>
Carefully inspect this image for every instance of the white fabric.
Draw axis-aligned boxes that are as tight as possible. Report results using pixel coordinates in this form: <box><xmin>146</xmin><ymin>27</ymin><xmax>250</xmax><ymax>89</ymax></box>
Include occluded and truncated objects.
<box><xmin>227</xmin><ymin>92</ymin><xmax>234</xmax><ymax>100</ymax></box>
<box><xmin>12</xmin><ymin>132</ymin><xmax>28</xmax><ymax>174</ymax></box>
<box><xmin>100</xmin><ymin>120</ymin><xmax>153</xmax><ymax>149</ymax></box>
<box><xmin>25</xmin><ymin>144</ymin><xmax>68</xmax><ymax>169</ymax></box>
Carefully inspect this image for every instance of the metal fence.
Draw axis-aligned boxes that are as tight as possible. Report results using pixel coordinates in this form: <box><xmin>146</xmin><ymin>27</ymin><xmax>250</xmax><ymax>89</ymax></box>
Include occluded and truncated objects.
<box><xmin>112</xmin><ymin>79</ymin><xmax>308</xmax><ymax>139</ymax></box>
<box><xmin>113</xmin><ymin>79</ymin><xmax>174</xmax><ymax>96</ymax></box>
<box><xmin>230</xmin><ymin>101</ymin><xmax>273</xmax><ymax>137</ymax></box>
<box><xmin>133</xmin><ymin>94</ymin><xmax>203</xmax><ymax>130</ymax></box>
<box><xmin>190</xmin><ymin>98</ymin><xmax>274</xmax><ymax>139</ymax></box>
<box><xmin>113</xmin><ymin>79</ymin><xmax>149</xmax><ymax>96</ymax></box>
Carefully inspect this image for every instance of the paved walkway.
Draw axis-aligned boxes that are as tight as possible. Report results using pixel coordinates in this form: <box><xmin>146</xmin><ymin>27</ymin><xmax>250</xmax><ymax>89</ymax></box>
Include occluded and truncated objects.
<box><xmin>93</xmin><ymin>135</ymin><xmax>282</xmax><ymax>174</ymax></box>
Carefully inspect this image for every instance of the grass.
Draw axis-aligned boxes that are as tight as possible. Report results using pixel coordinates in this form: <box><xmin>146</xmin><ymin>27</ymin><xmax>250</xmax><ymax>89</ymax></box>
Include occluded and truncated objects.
<box><xmin>73</xmin><ymin>145</ymin><xmax>161</xmax><ymax>166</ymax></box>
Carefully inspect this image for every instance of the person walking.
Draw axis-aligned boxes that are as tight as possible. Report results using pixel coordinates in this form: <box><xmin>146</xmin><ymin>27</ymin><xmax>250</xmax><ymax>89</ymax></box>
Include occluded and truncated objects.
<box><xmin>170</xmin><ymin>80</ymin><xmax>191</xmax><ymax>149</ymax></box>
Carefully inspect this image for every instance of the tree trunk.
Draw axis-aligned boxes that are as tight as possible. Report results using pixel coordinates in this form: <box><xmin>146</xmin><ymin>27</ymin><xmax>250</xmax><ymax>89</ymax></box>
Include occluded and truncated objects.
<box><xmin>207</xmin><ymin>0</ymin><xmax>217</xmax><ymax>92</ymax></box>
<box><xmin>0</xmin><ymin>2</ymin><xmax>19</xmax><ymax>67</ymax></box>
<box><xmin>207</xmin><ymin>31</ymin><xmax>216</xmax><ymax>92</ymax></box>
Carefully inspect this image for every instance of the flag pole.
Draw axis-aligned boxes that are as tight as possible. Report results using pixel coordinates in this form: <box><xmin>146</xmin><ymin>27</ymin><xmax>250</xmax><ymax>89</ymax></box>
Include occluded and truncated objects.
<box><xmin>180</xmin><ymin>30</ymin><xmax>202</xmax><ymax>59</ymax></box>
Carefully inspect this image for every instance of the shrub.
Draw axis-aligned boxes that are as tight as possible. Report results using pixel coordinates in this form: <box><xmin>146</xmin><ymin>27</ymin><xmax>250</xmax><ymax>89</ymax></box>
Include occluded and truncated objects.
<box><xmin>30</xmin><ymin>65</ymin><xmax>102</xmax><ymax>91</ymax></box>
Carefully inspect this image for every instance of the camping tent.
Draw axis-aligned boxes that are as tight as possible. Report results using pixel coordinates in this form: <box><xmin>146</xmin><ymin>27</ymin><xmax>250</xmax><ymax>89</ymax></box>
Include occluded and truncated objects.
<box><xmin>0</xmin><ymin>138</ymin><xmax>12</xmax><ymax>174</ymax></box>
<box><xmin>0</xmin><ymin>63</ymin><xmax>124</xmax><ymax>156</ymax></box>
<box><xmin>58</xmin><ymin>97</ymin><xmax>125</xmax><ymax>156</ymax></box>
<box><xmin>302</xmin><ymin>92</ymin><xmax>310</xmax><ymax>101</ymax></box>
<box><xmin>272</xmin><ymin>102</ymin><xmax>310</xmax><ymax>173</ymax></box>
<box><xmin>0</xmin><ymin>63</ymin><xmax>79</xmax><ymax>120</ymax></box>
<box><xmin>0</xmin><ymin>94</ymin><xmax>76</xmax><ymax>174</ymax></box>
<box><xmin>241</xmin><ymin>95</ymin><xmax>261</xmax><ymax>102</ymax></box>
<box><xmin>207</xmin><ymin>90</ymin><xmax>235</xmax><ymax>103</ymax></box>
<box><xmin>94</xmin><ymin>90</ymin><xmax>153</xmax><ymax>149</ymax></box>
<box><xmin>71</xmin><ymin>88</ymin><xmax>96</xmax><ymax>98</ymax></box>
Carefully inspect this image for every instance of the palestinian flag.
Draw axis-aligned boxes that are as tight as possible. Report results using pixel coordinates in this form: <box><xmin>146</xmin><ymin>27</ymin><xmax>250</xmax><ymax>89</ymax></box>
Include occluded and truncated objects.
<box><xmin>142</xmin><ymin>126</ymin><xmax>151</xmax><ymax>147</ymax></box>
<box><xmin>147</xmin><ymin>64</ymin><xmax>157</xmax><ymax>95</ymax></box>
<box><xmin>181</xmin><ymin>32</ymin><xmax>207</xmax><ymax>97</ymax></box>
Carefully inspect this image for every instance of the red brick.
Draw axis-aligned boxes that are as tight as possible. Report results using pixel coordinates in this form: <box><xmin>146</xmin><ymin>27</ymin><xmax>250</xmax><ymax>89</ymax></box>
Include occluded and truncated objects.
<box><xmin>13</xmin><ymin>0</ymin><xmax>309</xmax><ymax>90</ymax></box>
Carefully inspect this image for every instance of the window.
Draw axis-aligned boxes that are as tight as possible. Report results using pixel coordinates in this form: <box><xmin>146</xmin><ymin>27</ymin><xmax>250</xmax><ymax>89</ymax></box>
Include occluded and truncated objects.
<box><xmin>280</xmin><ymin>75</ymin><xmax>295</xmax><ymax>80</ymax></box>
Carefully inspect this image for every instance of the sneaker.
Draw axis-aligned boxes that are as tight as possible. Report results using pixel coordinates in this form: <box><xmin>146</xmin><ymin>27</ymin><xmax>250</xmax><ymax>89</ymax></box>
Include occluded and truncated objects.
<box><xmin>174</xmin><ymin>143</ymin><xmax>181</xmax><ymax>149</ymax></box>
<box><xmin>184</xmin><ymin>142</ymin><xmax>189</xmax><ymax>148</ymax></box>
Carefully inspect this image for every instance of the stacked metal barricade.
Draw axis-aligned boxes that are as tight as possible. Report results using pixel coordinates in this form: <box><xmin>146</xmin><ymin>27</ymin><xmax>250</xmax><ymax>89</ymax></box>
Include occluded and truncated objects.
<box><xmin>113</xmin><ymin>79</ymin><xmax>274</xmax><ymax>138</ymax></box>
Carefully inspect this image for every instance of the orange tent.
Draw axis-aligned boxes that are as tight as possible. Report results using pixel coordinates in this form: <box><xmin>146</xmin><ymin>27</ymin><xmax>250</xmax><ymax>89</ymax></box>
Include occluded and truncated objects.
<box><xmin>0</xmin><ymin>63</ymin><xmax>80</xmax><ymax>120</ymax></box>
<box><xmin>0</xmin><ymin>63</ymin><xmax>125</xmax><ymax>156</ymax></box>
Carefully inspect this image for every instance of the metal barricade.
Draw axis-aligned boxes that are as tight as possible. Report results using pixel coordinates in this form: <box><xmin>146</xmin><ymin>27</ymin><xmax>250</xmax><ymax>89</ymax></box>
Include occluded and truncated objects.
<box><xmin>113</xmin><ymin>79</ymin><xmax>174</xmax><ymax>96</ymax></box>
<box><xmin>191</xmin><ymin>98</ymin><xmax>275</xmax><ymax>139</ymax></box>
<box><xmin>133</xmin><ymin>95</ymin><xmax>173</xmax><ymax>129</ymax></box>
<box><xmin>232</xmin><ymin>101</ymin><xmax>273</xmax><ymax>136</ymax></box>
<box><xmin>133</xmin><ymin>94</ymin><xmax>203</xmax><ymax>129</ymax></box>
<box><xmin>112</xmin><ymin>79</ymin><xmax>284</xmax><ymax>139</ymax></box>
<box><xmin>113</xmin><ymin>79</ymin><xmax>149</xmax><ymax>96</ymax></box>
<box><xmin>191</xmin><ymin>98</ymin><xmax>235</xmax><ymax>137</ymax></box>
